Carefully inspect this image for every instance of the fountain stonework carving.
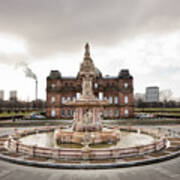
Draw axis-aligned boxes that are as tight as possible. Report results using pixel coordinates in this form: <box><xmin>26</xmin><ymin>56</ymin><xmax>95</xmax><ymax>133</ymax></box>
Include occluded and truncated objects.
<box><xmin>55</xmin><ymin>43</ymin><xmax>120</xmax><ymax>145</ymax></box>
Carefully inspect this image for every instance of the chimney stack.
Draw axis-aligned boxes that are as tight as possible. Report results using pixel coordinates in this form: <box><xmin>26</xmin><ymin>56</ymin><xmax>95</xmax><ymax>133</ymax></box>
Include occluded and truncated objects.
<box><xmin>35</xmin><ymin>80</ymin><xmax>38</xmax><ymax>100</ymax></box>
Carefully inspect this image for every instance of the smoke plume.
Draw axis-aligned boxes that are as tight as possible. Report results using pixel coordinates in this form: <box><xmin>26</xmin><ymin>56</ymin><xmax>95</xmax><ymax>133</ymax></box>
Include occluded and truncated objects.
<box><xmin>16</xmin><ymin>62</ymin><xmax>37</xmax><ymax>81</ymax></box>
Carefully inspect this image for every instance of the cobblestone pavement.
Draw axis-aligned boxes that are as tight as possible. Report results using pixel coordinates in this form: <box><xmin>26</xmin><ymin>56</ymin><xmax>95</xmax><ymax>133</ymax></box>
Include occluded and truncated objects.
<box><xmin>0</xmin><ymin>126</ymin><xmax>180</xmax><ymax>180</ymax></box>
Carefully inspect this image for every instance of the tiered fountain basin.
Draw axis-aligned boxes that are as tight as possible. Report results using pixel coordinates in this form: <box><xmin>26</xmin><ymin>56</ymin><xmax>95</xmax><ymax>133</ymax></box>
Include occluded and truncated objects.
<box><xmin>62</xmin><ymin>99</ymin><xmax>115</xmax><ymax>145</ymax></box>
<box><xmin>65</xmin><ymin>99</ymin><xmax>109</xmax><ymax>132</ymax></box>
<box><xmin>5</xmin><ymin>126</ymin><xmax>168</xmax><ymax>161</ymax></box>
<box><xmin>54</xmin><ymin>128</ymin><xmax>120</xmax><ymax>145</ymax></box>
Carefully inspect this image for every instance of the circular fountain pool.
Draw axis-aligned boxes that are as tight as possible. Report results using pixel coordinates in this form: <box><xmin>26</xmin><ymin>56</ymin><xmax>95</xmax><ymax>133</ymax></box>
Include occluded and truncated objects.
<box><xmin>19</xmin><ymin>131</ymin><xmax>154</xmax><ymax>149</ymax></box>
<box><xmin>5</xmin><ymin>126</ymin><xmax>167</xmax><ymax>161</ymax></box>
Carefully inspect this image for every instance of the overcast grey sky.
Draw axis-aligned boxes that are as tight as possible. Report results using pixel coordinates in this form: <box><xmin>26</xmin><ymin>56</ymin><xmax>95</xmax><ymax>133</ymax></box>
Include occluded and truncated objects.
<box><xmin>0</xmin><ymin>0</ymin><xmax>180</xmax><ymax>100</ymax></box>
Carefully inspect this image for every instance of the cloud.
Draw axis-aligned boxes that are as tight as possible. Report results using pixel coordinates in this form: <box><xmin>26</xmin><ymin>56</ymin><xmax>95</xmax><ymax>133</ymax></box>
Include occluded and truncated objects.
<box><xmin>0</xmin><ymin>0</ymin><xmax>180</xmax><ymax>99</ymax></box>
<box><xmin>0</xmin><ymin>53</ymin><xmax>28</xmax><ymax>65</ymax></box>
<box><xmin>0</xmin><ymin>0</ymin><xmax>180</xmax><ymax>59</ymax></box>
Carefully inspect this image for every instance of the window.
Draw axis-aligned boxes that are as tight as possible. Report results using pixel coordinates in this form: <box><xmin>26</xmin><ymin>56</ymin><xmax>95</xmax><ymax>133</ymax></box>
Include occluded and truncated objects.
<box><xmin>104</xmin><ymin>96</ymin><xmax>107</xmax><ymax>100</ymax></box>
<box><xmin>99</xmin><ymin>92</ymin><xmax>103</xmax><ymax>100</ymax></box>
<box><xmin>67</xmin><ymin>109</ymin><xmax>71</xmax><ymax>117</ymax></box>
<box><xmin>124</xmin><ymin>96</ymin><xmax>128</xmax><ymax>104</ymax></box>
<box><xmin>61</xmin><ymin>97</ymin><xmax>65</xmax><ymax>104</ymax></box>
<box><xmin>115</xmin><ymin>110</ymin><xmax>119</xmax><ymax>117</ymax></box>
<box><xmin>124</xmin><ymin>109</ymin><xmax>129</xmax><ymax>117</ymax></box>
<box><xmin>110</xmin><ymin>110</ymin><xmax>113</xmax><ymax>117</ymax></box>
<box><xmin>72</xmin><ymin>109</ymin><xmax>75</xmax><ymax>116</ymax></box>
<box><xmin>124</xmin><ymin>83</ymin><xmax>128</xmax><ymax>88</ymax></box>
<box><xmin>76</xmin><ymin>93</ymin><xmax>80</xmax><ymax>100</ymax></box>
<box><xmin>114</xmin><ymin>96</ymin><xmax>118</xmax><ymax>104</ymax></box>
<box><xmin>51</xmin><ymin>110</ymin><xmax>56</xmax><ymax>117</ymax></box>
<box><xmin>51</xmin><ymin>96</ymin><xmax>55</xmax><ymax>104</ymax></box>
<box><xmin>61</xmin><ymin>109</ymin><xmax>65</xmax><ymax>117</ymax></box>
<box><xmin>67</xmin><ymin>96</ymin><xmax>71</xmax><ymax>101</ymax></box>
<box><xmin>94</xmin><ymin>83</ymin><xmax>98</xmax><ymax>88</ymax></box>
<box><xmin>104</xmin><ymin>110</ymin><xmax>107</xmax><ymax>117</ymax></box>
<box><xmin>51</xmin><ymin>84</ymin><xmax>56</xmax><ymax>88</ymax></box>
<box><xmin>109</xmin><ymin>96</ymin><xmax>113</xmax><ymax>104</ymax></box>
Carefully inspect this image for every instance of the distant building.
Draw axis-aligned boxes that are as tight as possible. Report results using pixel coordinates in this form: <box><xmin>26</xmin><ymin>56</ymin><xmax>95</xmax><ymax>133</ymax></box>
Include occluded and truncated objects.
<box><xmin>9</xmin><ymin>90</ymin><xmax>17</xmax><ymax>101</ymax></box>
<box><xmin>145</xmin><ymin>87</ymin><xmax>159</xmax><ymax>102</ymax></box>
<box><xmin>0</xmin><ymin>90</ymin><xmax>4</xmax><ymax>101</ymax></box>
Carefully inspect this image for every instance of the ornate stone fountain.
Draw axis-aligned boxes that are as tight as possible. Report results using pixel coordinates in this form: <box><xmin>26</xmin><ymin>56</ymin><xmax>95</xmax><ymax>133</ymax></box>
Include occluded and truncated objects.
<box><xmin>3</xmin><ymin>43</ymin><xmax>169</xmax><ymax>167</ymax></box>
<box><xmin>55</xmin><ymin>43</ymin><xmax>120</xmax><ymax>146</ymax></box>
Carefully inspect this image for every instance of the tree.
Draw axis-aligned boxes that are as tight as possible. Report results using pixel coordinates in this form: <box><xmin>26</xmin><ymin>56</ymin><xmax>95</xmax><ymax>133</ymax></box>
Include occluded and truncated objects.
<box><xmin>160</xmin><ymin>89</ymin><xmax>173</xmax><ymax>102</ymax></box>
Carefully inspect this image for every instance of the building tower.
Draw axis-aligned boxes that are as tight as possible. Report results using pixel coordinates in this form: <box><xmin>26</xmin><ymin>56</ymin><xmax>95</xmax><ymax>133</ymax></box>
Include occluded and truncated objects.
<box><xmin>0</xmin><ymin>90</ymin><xmax>4</xmax><ymax>101</ymax></box>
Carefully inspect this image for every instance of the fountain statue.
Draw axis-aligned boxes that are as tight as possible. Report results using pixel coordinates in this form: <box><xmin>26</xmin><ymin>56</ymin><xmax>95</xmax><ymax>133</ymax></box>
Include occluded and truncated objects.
<box><xmin>55</xmin><ymin>43</ymin><xmax>120</xmax><ymax>146</ymax></box>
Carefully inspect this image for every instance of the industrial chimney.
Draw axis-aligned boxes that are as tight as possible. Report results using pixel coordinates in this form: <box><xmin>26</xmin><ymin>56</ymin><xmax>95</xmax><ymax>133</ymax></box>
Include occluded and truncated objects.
<box><xmin>35</xmin><ymin>79</ymin><xmax>38</xmax><ymax>100</ymax></box>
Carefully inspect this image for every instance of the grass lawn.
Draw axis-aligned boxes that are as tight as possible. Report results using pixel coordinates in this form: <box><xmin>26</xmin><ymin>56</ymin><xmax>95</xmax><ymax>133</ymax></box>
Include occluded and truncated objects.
<box><xmin>135</xmin><ymin>108</ymin><xmax>180</xmax><ymax>112</ymax></box>
<box><xmin>0</xmin><ymin>112</ymin><xmax>31</xmax><ymax>117</ymax></box>
<box><xmin>135</xmin><ymin>108</ymin><xmax>180</xmax><ymax>117</ymax></box>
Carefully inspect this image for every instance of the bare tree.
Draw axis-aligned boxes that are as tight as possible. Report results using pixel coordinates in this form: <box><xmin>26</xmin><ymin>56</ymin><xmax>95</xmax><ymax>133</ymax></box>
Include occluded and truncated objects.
<box><xmin>160</xmin><ymin>89</ymin><xmax>173</xmax><ymax>102</ymax></box>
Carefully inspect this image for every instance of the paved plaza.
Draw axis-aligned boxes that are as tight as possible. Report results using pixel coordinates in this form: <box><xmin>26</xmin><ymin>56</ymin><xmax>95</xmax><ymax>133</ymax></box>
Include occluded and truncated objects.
<box><xmin>0</xmin><ymin>156</ymin><xmax>180</xmax><ymax>180</ymax></box>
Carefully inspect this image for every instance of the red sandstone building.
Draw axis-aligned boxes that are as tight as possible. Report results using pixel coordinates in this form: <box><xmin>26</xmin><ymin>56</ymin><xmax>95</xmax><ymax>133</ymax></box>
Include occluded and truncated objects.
<box><xmin>46</xmin><ymin>44</ymin><xmax>134</xmax><ymax>119</ymax></box>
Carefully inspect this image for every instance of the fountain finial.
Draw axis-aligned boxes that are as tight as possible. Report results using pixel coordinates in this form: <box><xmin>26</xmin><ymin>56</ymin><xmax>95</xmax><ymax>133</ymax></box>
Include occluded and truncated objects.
<box><xmin>84</xmin><ymin>43</ymin><xmax>90</xmax><ymax>58</ymax></box>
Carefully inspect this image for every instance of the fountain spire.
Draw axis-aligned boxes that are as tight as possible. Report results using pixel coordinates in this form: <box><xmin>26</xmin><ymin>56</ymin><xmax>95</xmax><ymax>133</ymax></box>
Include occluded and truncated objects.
<box><xmin>84</xmin><ymin>42</ymin><xmax>90</xmax><ymax>58</ymax></box>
